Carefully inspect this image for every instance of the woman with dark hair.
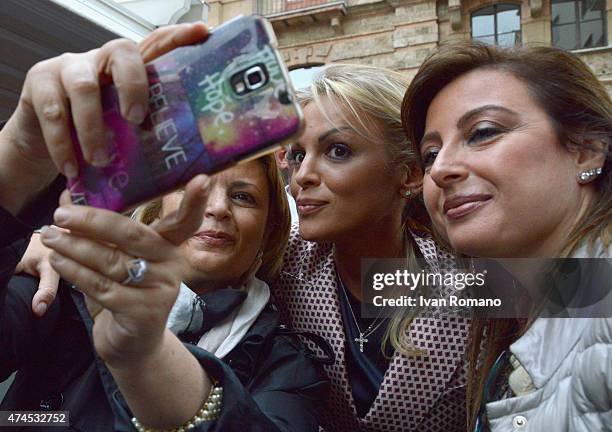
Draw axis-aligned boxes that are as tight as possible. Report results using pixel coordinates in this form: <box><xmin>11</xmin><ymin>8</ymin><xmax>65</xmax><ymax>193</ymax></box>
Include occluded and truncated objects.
<box><xmin>402</xmin><ymin>42</ymin><xmax>611</xmax><ymax>431</ymax></box>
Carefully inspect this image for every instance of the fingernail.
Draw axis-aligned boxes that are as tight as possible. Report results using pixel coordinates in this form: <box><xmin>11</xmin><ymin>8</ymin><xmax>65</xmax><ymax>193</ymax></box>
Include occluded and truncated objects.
<box><xmin>127</xmin><ymin>104</ymin><xmax>146</xmax><ymax>124</ymax></box>
<box><xmin>54</xmin><ymin>207</ymin><xmax>70</xmax><ymax>225</ymax></box>
<box><xmin>35</xmin><ymin>302</ymin><xmax>47</xmax><ymax>316</ymax></box>
<box><xmin>91</xmin><ymin>148</ymin><xmax>109</xmax><ymax>167</ymax></box>
<box><xmin>42</xmin><ymin>226</ymin><xmax>60</xmax><ymax>240</ymax></box>
<box><xmin>63</xmin><ymin>162</ymin><xmax>78</xmax><ymax>178</ymax></box>
<box><xmin>197</xmin><ymin>175</ymin><xmax>211</xmax><ymax>192</ymax></box>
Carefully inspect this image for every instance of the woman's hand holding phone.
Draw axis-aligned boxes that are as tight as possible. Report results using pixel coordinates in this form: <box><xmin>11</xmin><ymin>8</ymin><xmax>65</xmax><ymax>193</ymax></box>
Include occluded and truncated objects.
<box><xmin>0</xmin><ymin>23</ymin><xmax>208</xmax><ymax>216</ymax></box>
<box><xmin>8</xmin><ymin>23</ymin><xmax>209</xmax><ymax>316</ymax></box>
<box><xmin>39</xmin><ymin>175</ymin><xmax>210</xmax><ymax>366</ymax></box>
<box><xmin>39</xmin><ymin>176</ymin><xmax>214</xmax><ymax>428</ymax></box>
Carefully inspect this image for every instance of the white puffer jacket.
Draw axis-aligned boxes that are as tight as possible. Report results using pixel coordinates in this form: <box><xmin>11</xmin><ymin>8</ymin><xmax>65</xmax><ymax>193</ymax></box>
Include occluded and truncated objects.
<box><xmin>486</xmin><ymin>243</ymin><xmax>612</xmax><ymax>432</ymax></box>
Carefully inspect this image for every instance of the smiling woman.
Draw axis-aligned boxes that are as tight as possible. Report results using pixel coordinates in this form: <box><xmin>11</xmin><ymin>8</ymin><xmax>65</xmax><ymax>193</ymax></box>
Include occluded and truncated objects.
<box><xmin>163</xmin><ymin>163</ymin><xmax>270</xmax><ymax>289</ymax></box>
<box><xmin>134</xmin><ymin>157</ymin><xmax>289</xmax><ymax>288</ymax></box>
<box><xmin>1</xmin><ymin>155</ymin><xmax>331</xmax><ymax>432</ymax></box>
<box><xmin>403</xmin><ymin>42</ymin><xmax>611</xmax><ymax>259</ymax></box>
<box><xmin>402</xmin><ymin>41</ymin><xmax>612</xmax><ymax>432</ymax></box>
<box><xmin>0</xmin><ymin>21</ymin><xmax>332</xmax><ymax>432</ymax></box>
<box><xmin>419</xmin><ymin>68</ymin><xmax>590</xmax><ymax>258</ymax></box>
<box><xmin>287</xmin><ymin>97</ymin><xmax>406</xmax><ymax>243</ymax></box>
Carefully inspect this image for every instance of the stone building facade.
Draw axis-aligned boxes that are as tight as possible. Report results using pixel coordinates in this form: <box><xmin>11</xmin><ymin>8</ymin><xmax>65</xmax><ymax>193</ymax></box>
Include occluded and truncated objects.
<box><xmin>206</xmin><ymin>0</ymin><xmax>612</xmax><ymax>94</ymax></box>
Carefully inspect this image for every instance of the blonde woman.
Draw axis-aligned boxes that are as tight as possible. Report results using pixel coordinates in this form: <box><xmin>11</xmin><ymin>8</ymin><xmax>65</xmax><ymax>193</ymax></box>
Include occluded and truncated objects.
<box><xmin>274</xmin><ymin>64</ymin><xmax>470</xmax><ymax>431</ymax></box>
<box><xmin>402</xmin><ymin>42</ymin><xmax>612</xmax><ymax>431</ymax></box>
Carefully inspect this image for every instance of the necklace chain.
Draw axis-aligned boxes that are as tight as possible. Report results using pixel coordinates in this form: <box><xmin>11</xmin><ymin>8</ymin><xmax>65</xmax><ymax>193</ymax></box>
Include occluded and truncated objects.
<box><xmin>337</xmin><ymin>276</ymin><xmax>386</xmax><ymax>352</ymax></box>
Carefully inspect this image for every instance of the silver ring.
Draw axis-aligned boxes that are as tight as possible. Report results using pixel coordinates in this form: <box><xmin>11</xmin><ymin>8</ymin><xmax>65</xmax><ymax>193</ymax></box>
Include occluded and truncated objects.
<box><xmin>122</xmin><ymin>258</ymin><xmax>149</xmax><ymax>285</ymax></box>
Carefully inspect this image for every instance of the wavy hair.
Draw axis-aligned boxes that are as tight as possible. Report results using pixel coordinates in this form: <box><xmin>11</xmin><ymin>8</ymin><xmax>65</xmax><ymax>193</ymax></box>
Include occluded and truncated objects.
<box><xmin>296</xmin><ymin>63</ymin><xmax>433</xmax><ymax>357</ymax></box>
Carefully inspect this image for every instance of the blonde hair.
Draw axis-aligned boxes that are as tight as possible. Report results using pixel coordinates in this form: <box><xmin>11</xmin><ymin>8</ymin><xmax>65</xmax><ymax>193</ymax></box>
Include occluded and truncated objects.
<box><xmin>297</xmin><ymin>63</ymin><xmax>429</xmax><ymax>357</ymax></box>
<box><xmin>132</xmin><ymin>154</ymin><xmax>291</xmax><ymax>284</ymax></box>
<box><xmin>297</xmin><ymin>64</ymin><xmax>414</xmax><ymax>168</ymax></box>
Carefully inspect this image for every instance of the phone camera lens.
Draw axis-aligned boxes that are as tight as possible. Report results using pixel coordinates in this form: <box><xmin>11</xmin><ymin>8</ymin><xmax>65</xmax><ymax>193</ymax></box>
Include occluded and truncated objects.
<box><xmin>244</xmin><ymin>65</ymin><xmax>267</xmax><ymax>90</ymax></box>
<box><xmin>248</xmin><ymin>71</ymin><xmax>263</xmax><ymax>85</ymax></box>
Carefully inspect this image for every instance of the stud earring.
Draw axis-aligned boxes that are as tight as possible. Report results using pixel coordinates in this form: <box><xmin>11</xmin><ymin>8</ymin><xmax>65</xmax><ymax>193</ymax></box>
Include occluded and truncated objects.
<box><xmin>403</xmin><ymin>190</ymin><xmax>412</xmax><ymax>198</ymax></box>
<box><xmin>577</xmin><ymin>167</ymin><xmax>603</xmax><ymax>184</ymax></box>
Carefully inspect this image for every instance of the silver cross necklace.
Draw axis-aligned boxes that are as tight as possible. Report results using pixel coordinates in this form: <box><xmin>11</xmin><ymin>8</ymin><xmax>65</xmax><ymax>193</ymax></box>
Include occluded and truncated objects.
<box><xmin>338</xmin><ymin>276</ymin><xmax>386</xmax><ymax>353</ymax></box>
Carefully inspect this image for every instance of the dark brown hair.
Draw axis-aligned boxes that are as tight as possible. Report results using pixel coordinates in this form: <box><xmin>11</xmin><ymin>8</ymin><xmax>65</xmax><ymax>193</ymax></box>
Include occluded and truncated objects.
<box><xmin>402</xmin><ymin>41</ymin><xmax>611</xmax><ymax>256</ymax></box>
<box><xmin>401</xmin><ymin>41</ymin><xmax>612</xmax><ymax>429</ymax></box>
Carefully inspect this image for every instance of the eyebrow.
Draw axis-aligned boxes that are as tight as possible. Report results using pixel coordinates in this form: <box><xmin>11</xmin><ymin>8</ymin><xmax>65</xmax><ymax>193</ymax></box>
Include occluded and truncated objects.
<box><xmin>420</xmin><ymin>105</ymin><xmax>519</xmax><ymax>147</ymax></box>
<box><xmin>456</xmin><ymin>104</ymin><xmax>519</xmax><ymax>130</ymax></box>
<box><xmin>420</xmin><ymin>131</ymin><xmax>442</xmax><ymax>148</ymax></box>
<box><xmin>232</xmin><ymin>180</ymin><xmax>257</xmax><ymax>188</ymax></box>
<box><xmin>294</xmin><ymin>126</ymin><xmax>354</xmax><ymax>147</ymax></box>
<box><xmin>231</xmin><ymin>180</ymin><xmax>260</xmax><ymax>192</ymax></box>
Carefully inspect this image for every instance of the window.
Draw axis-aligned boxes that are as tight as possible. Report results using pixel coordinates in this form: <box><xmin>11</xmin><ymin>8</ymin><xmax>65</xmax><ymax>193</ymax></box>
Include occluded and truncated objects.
<box><xmin>289</xmin><ymin>66</ymin><xmax>323</xmax><ymax>89</ymax></box>
<box><xmin>552</xmin><ymin>0</ymin><xmax>607</xmax><ymax>50</ymax></box>
<box><xmin>472</xmin><ymin>4</ymin><xmax>521</xmax><ymax>47</ymax></box>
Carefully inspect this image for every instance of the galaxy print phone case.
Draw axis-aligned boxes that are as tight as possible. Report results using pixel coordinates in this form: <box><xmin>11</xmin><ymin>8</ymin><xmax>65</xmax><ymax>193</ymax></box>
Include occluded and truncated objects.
<box><xmin>68</xmin><ymin>15</ymin><xmax>302</xmax><ymax>212</ymax></box>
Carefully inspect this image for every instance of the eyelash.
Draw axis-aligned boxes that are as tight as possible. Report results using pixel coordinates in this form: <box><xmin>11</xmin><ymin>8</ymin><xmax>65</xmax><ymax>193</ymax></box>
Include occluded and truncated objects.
<box><xmin>467</xmin><ymin>126</ymin><xmax>504</xmax><ymax>144</ymax></box>
<box><xmin>327</xmin><ymin>143</ymin><xmax>352</xmax><ymax>160</ymax></box>
<box><xmin>420</xmin><ymin>124</ymin><xmax>506</xmax><ymax>170</ymax></box>
<box><xmin>286</xmin><ymin>143</ymin><xmax>352</xmax><ymax>166</ymax></box>
<box><xmin>286</xmin><ymin>148</ymin><xmax>304</xmax><ymax>165</ymax></box>
<box><xmin>232</xmin><ymin>192</ymin><xmax>256</xmax><ymax>205</ymax></box>
<box><xmin>421</xmin><ymin>149</ymin><xmax>439</xmax><ymax>170</ymax></box>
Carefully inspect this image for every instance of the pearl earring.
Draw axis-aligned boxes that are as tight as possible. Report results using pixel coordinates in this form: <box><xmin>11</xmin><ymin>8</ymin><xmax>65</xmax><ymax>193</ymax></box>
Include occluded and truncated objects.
<box><xmin>403</xmin><ymin>190</ymin><xmax>412</xmax><ymax>198</ymax></box>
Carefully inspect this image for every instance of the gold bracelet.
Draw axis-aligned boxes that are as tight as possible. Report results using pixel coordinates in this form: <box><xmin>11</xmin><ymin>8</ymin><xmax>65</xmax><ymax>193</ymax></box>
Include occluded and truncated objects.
<box><xmin>131</xmin><ymin>384</ymin><xmax>223</xmax><ymax>432</ymax></box>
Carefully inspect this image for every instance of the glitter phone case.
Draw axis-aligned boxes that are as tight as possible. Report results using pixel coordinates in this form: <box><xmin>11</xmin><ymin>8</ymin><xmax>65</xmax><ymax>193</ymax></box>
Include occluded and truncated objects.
<box><xmin>67</xmin><ymin>15</ymin><xmax>302</xmax><ymax>212</ymax></box>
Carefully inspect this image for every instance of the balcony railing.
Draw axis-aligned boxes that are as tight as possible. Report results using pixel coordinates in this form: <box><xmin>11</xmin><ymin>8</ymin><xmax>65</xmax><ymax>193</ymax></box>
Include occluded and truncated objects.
<box><xmin>257</xmin><ymin>0</ymin><xmax>344</xmax><ymax>17</ymax></box>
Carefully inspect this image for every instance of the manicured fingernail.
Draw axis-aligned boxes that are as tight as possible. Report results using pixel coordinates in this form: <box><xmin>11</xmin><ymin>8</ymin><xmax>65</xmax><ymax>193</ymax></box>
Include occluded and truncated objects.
<box><xmin>92</xmin><ymin>148</ymin><xmax>109</xmax><ymax>167</ymax></box>
<box><xmin>35</xmin><ymin>302</ymin><xmax>47</xmax><ymax>316</ymax></box>
<box><xmin>127</xmin><ymin>104</ymin><xmax>146</xmax><ymax>124</ymax></box>
<box><xmin>54</xmin><ymin>207</ymin><xmax>70</xmax><ymax>224</ymax></box>
<box><xmin>63</xmin><ymin>162</ymin><xmax>78</xmax><ymax>178</ymax></box>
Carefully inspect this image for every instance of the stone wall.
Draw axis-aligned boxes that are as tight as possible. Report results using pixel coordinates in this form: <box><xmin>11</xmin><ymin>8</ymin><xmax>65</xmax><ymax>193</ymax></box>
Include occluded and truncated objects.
<box><xmin>273</xmin><ymin>0</ymin><xmax>440</xmax><ymax>75</ymax></box>
<box><xmin>577</xmin><ymin>46</ymin><xmax>612</xmax><ymax>95</ymax></box>
<box><xmin>206</xmin><ymin>0</ymin><xmax>612</xmax><ymax>95</ymax></box>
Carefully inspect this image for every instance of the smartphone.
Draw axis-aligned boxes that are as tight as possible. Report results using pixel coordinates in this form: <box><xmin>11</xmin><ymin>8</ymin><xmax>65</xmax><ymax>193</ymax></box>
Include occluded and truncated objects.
<box><xmin>67</xmin><ymin>15</ymin><xmax>303</xmax><ymax>212</ymax></box>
